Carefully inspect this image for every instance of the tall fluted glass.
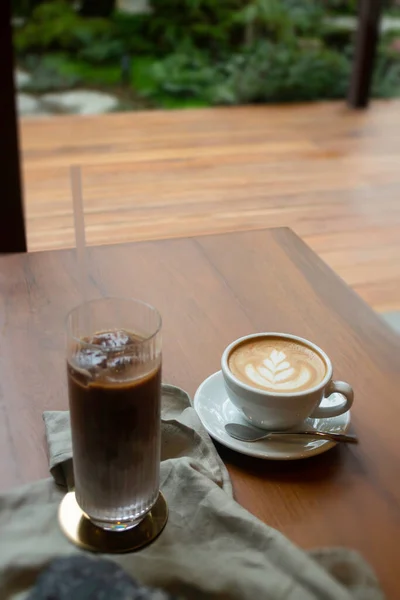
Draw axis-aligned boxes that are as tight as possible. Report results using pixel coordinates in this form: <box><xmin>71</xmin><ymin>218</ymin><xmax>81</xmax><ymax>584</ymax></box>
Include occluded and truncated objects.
<box><xmin>66</xmin><ymin>298</ymin><xmax>162</xmax><ymax>531</ymax></box>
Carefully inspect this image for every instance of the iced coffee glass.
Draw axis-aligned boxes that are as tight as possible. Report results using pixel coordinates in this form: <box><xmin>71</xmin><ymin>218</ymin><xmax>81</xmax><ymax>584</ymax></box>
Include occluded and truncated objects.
<box><xmin>66</xmin><ymin>298</ymin><xmax>162</xmax><ymax>531</ymax></box>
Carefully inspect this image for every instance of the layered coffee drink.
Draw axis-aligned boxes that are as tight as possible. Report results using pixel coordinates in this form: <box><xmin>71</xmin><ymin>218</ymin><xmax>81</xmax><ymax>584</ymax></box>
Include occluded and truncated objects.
<box><xmin>66</xmin><ymin>299</ymin><xmax>162</xmax><ymax>531</ymax></box>
<box><xmin>228</xmin><ymin>336</ymin><xmax>327</xmax><ymax>393</ymax></box>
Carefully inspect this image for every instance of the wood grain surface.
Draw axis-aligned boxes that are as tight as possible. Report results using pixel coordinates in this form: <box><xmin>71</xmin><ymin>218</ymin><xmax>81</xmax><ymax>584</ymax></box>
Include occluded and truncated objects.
<box><xmin>20</xmin><ymin>101</ymin><xmax>400</xmax><ymax>312</ymax></box>
<box><xmin>1</xmin><ymin>228</ymin><xmax>399</xmax><ymax>597</ymax></box>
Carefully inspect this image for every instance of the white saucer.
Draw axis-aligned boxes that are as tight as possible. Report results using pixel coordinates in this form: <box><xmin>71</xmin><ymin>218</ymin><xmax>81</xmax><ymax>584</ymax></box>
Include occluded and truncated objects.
<box><xmin>193</xmin><ymin>371</ymin><xmax>351</xmax><ymax>460</ymax></box>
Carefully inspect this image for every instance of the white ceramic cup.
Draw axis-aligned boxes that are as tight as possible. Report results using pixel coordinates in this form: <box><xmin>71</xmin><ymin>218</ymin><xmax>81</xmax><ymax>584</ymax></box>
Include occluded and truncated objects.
<box><xmin>221</xmin><ymin>333</ymin><xmax>354</xmax><ymax>430</ymax></box>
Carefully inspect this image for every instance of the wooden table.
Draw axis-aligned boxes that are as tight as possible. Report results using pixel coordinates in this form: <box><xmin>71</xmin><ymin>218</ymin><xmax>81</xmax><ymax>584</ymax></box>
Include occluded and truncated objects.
<box><xmin>1</xmin><ymin>228</ymin><xmax>399</xmax><ymax>597</ymax></box>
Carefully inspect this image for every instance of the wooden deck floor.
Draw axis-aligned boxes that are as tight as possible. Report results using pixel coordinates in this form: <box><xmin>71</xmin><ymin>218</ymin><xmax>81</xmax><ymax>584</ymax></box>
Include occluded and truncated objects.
<box><xmin>20</xmin><ymin>101</ymin><xmax>400</xmax><ymax>313</ymax></box>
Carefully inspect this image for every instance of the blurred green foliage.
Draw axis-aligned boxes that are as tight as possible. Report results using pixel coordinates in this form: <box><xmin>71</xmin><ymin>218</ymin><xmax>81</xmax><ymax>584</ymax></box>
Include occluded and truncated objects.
<box><xmin>14</xmin><ymin>2</ymin><xmax>116</xmax><ymax>54</ymax></box>
<box><xmin>146</xmin><ymin>0</ymin><xmax>242</xmax><ymax>54</ymax></box>
<box><xmin>12</xmin><ymin>0</ymin><xmax>116</xmax><ymax>17</ymax></box>
<box><xmin>79</xmin><ymin>0</ymin><xmax>116</xmax><ymax>18</ymax></box>
<box><xmin>150</xmin><ymin>39</ymin><xmax>350</xmax><ymax>105</ymax></box>
<box><xmin>12</xmin><ymin>0</ymin><xmax>400</xmax><ymax>107</ymax></box>
<box><xmin>323</xmin><ymin>0</ymin><xmax>399</xmax><ymax>16</ymax></box>
<box><xmin>322</xmin><ymin>0</ymin><xmax>358</xmax><ymax>14</ymax></box>
<box><xmin>12</xmin><ymin>0</ymin><xmax>44</xmax><ymax>17</ymax></box>
<box><xmin>21</xmin><ymin>54</ymin><xmax>83</xmax><ymax>91</ymax></box>
<box><xmin>21</xmin><ymin>54</ymin><xmax>122</xmax><ymax>92</ymax></box>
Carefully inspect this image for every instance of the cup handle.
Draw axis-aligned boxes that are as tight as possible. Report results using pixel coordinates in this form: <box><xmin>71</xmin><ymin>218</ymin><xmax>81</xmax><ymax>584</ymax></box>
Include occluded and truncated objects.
<box><xmin>310</xmin><ymin>380</ymin><xmax>354</xmax><ymax>419</ymax></box>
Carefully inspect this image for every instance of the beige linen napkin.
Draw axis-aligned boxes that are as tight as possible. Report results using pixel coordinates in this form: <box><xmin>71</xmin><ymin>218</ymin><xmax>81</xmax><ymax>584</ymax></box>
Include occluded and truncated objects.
<box><xmin>0</xmin><ymin>385</ymin><xmax>384</xmax><ymax>600</ymax></box>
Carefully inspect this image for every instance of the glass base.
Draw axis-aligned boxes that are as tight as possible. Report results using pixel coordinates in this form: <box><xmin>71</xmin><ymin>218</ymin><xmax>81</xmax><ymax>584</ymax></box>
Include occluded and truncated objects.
<box><xmin>58</xmin><ymin>491</ymin><xmax>168</xmax><ymax>553</ymax></box>
<box><xmin>89</xmin><ymin>516</ymin><xmax>143</xmax><ymax>532</ymax></box>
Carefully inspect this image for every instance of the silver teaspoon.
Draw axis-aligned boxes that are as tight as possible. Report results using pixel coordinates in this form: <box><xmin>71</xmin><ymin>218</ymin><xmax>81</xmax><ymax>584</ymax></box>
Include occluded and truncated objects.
<box><xmin>225</xmin><ymin>423</ymin><xmax>358</xmax><ymax>444</ymax></box>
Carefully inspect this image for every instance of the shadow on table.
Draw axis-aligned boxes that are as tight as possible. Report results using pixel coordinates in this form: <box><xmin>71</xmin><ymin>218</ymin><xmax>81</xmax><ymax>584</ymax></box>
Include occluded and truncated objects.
<box><xmin>216</xmin><ymin>442</ymin><xmax>353</xmax><ymax>485</ymax></box>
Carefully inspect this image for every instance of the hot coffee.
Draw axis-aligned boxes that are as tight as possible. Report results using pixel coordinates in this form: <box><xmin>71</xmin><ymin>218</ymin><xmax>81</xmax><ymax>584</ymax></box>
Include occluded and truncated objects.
<box><xmin>222</xmin><ymin>332</ymin><xmax>353</xmax><ymax>430</ymax></box>
<box><xmin>228</xmin><ymin>336</ymin><xmax>327</xmax><ymax>394</ymax></box>
<box><xmin>67</xmin><ymin>328</ymin><xmax>161</xmax><ymax>529</ymax></box>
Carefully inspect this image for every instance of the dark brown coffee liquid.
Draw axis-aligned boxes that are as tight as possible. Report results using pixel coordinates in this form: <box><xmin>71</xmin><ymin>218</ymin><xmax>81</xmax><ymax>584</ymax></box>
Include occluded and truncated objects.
<box><xmin>67</xmin><ymin>329</ymin><xmax>161</xmax><ymax>527</ymax></box>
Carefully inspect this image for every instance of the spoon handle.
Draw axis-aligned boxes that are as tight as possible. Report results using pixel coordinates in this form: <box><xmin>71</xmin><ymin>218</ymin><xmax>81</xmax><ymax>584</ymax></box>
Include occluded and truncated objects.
<box><xmin>271</xmin><ymin>431</ymin><xmax>358</xmax><ymax>444</ymax></box>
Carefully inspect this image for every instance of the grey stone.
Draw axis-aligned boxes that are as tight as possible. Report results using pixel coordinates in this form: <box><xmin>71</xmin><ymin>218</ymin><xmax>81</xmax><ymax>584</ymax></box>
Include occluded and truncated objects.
<box><xmin>381</xmin><ymin>16</ymin><xmax>400</xmax><ymax>33</ymax></box>
<box><xmin>17</xmin><ymin>93</ymin><xmax>47</xmax><ymax>116</ymax></box>
<box><xmin>118</xmin><ymin>0</ymin><xmax>150</xmax><ymax>14</ymax></box>
<box><xmin>42</xmin><ymin>90</ymin><xmax>119</xmax><ymax>115</ymax></box>
<box><xmin>15</xmin><ymin>69</ymin><xmax>32</xmax><ymax>89</ymax></box>
<box><xmin>324</xmin><ymin>15</ymin><xmax>400</xmax><ymax>33</ymax></box>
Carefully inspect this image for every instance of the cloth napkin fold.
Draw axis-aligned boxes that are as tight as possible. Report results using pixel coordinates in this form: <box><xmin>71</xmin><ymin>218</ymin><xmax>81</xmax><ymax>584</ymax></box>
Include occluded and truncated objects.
<box><xmin>0</xmin><ymin>384</ymin><xmax>384</xmax><ymax>600</ymax></box>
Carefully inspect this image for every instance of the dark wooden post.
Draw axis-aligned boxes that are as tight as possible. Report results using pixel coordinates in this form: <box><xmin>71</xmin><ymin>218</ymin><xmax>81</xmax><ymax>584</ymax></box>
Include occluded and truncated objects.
<box><xmin>348</xmin><ymin>0</ymin><xmax>384</xmax><ymax>108</ymax></box>
<box><xmin>0</xmin><ymin>0</ymin><xmax>27</xmax><ymax>253</ymax></box>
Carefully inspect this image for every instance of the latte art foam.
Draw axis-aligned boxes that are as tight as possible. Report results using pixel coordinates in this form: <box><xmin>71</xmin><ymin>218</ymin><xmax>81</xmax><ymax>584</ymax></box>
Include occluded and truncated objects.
<box><xmin>228</xmin><ymin>337</ymin><xmax>327</xmax><ymax>393</ymax></box>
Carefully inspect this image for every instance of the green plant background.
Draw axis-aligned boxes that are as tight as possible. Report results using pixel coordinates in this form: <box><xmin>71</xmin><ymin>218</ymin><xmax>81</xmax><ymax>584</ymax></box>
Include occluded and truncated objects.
<box><xmin>12</xmin><ymin>0</ymin><xmax>400</xmax><ymax>109</ymax></box>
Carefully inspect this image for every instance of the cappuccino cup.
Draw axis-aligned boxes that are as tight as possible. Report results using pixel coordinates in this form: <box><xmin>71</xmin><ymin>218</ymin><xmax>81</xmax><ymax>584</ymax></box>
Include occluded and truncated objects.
<box><xmin>221</xmin><ymin>333</ymin><xmax>353</xmax><ymax>430</ymax></box>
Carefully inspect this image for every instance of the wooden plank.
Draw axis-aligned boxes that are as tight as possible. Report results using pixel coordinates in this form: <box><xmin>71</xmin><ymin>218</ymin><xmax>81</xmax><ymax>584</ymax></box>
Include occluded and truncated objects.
<box><xmin>0</xmin><ymin>0</ymin><xmax>26</xmax><ymax>253</ymax></box>
<box><xmin>0</xmin><ymin>228</ymin><xmax>399</xmax><ymax>597</ymax></box>
<box><xmin>20</xmin><ymin>103</ymin><xmax>400</xmax><ymax>311</ymax></box>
